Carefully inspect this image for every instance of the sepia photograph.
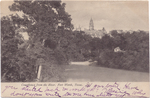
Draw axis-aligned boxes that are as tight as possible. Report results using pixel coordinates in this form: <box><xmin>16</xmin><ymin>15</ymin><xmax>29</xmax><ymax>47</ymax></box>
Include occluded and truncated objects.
<box><xmin>1</xmin><ymin>0</ymin><xmax>149</xmax><ymax>83</ymax></box>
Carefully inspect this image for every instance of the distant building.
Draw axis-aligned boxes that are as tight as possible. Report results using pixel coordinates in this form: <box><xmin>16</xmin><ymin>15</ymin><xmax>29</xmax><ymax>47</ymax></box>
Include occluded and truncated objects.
<box><xmin>124</xmin><ymin>30</ymin><xmax>134</xmax><ymax>34</ymax></box>
<box><xmin>84</xmin><ymin>18</ymin><xmax>107</xmax><ymax>38</ymax></box>
<box><xmin>116</xmin><ymin>30</ymin><xmax>123</xmax><ymax>33</ymax></box>
<box><xmin>114</xmin><ymin>47</ymin><xmax>125</xmax><ymax>53</ymax></box>
<box><xmin>89</xmin><ymin>18</ymin><xmax>94</xmax><ymax>30</ymax></box>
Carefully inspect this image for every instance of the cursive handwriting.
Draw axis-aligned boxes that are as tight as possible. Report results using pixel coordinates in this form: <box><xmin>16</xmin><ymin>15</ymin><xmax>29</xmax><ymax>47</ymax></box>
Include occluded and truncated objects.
<box><xmin>2</xmin><ymin>86</ymin><xmax>18</xmax><ymax>93</ymax></box>
<box><xmin>22</xmin><ymin>86</ymin><xmax>43</xmax><ymax>92</ymax></box>
<box><xmin>123</xmin><ymin>83</ymin><xmax>139</xmax><ymax>90</ymax></box>
<box><xmin>45</xmin><ymin>92</ymin><xmax>61</xmax><ymax>97</ymax></box>
<box><xmin>44</xmin><ymin>87</ymin><xmax>60</xmax><ymax>92</ymax></box>
<box><xmin>10</xmin><ymin>91</ymin><xmax>42</xmax><ymax>97</ymax></box>
<box><xmin>1</xmin><ymin>82</ymin><xmax>147</xmax><ymax>97</ymax></box>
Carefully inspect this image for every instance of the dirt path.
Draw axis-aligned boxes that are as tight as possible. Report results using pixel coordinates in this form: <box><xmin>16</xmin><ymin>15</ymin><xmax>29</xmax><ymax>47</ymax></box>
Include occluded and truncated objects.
<box><xmin>64</xmin><ymin>64</ymin><xmax>149</xmax><ymax>82</ymax></box>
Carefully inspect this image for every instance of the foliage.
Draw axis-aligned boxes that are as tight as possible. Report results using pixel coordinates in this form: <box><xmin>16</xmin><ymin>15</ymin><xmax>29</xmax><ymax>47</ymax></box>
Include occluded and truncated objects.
<box><xmin>1</xmin><ymin>0</ymin><xmax>74</xmax><ymax>82</ymax></box>
<box><xmin>97</xmin><ymin>30</ymin><xmax>149</xmax><ymax>72</ymax></box>
<box><xmin>1</xmin><ymin>16</ymin><xmax>36</xmax><ymax>82</ymax></box>
<box><xmin>65</xmin><ymin>31</ymin><xmax>92</xmax><ymax>61</ymax></box>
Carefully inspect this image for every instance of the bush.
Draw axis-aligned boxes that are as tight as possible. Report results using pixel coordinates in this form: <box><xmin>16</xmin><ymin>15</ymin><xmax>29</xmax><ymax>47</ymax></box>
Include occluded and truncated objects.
<box><xmin>97</xmin><ymin>31</ymin><xmax>149</xmax><ymax>72</ymax></box>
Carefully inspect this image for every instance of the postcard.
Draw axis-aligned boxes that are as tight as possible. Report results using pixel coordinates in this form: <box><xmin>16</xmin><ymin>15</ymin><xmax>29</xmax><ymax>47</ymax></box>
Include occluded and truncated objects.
<box><xmin>1</xmin><ymin>0</ymin><xmax>149</xmax><ymax>97</ymax></box>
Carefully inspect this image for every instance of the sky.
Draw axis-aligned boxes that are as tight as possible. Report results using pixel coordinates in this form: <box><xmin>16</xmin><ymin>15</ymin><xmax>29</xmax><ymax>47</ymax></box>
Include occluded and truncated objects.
<box><xmin>63</xmin><ymin>1</ymin><xmax>149</xmax><ymax>32</ymax></box>
<box><xmin>1</xmin><ymin>1</ymin><xmax>149</xmax><ymax>33</ymax></box>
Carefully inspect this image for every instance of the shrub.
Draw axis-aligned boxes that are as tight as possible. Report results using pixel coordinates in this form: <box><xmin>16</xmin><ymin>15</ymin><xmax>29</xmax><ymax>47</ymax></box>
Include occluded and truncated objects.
<box><xmin>97</xmin><ymin>31</ymin><xmax>149</xmax><ymax>72</ymax></box>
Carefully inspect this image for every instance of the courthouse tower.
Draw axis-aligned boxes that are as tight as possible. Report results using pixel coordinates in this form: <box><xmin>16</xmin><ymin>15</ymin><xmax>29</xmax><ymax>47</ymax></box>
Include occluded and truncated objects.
<box><xmin>89</xmin><ymin>18</ymin><xmax>94</xmax><ymax>30</ymax></box>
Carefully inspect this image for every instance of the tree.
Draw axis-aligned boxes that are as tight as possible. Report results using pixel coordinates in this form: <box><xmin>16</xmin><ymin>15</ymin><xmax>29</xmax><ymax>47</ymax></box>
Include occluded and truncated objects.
<box><xmin>1</xmin><ymin>16</ymin><xmax>37</xmax><ymax>82</ymax></box>
<box><xmin>97</xmin><ymin>30</ymin><xmax>149</xmax><ymax>72</ymax></box>
<box><xmin>9</xmin><ymin>1</ymin><xmax>73</xmax><ymax>42</ymax></box>
<box><xmin>1</xmin><ymin>16</ymin><xmax>19</xmax><ymax>81</ymax></box>
<box><xmin>9</xmin><ymin>0</ymin><xmax>74</xmax><ymax>64</ymax></box>
<box><xmin>2</xmin><ymin>0</ymin><xmax>74</xmax><ymax>82</ymax></box>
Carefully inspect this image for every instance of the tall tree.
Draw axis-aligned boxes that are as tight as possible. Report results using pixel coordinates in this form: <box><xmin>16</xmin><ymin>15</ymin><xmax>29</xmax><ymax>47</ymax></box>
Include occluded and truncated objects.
<box><xmin>2</xmin><ymin>0</ymin><xmax>74</xmax><ymax>82</ymax></box>
<box><xmin>9</xmin><ymin>0</ymin><xmax>73</xmax><ymax>42</ymax></box>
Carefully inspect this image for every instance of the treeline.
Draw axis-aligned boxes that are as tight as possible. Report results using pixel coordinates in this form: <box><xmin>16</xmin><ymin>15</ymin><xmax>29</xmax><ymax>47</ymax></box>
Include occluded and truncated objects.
<box><xmin>90</xmin><ymin>30</ymin><xmax>149</xmax><ymax>72</ymax></box>
<box><xmin>67</xmin><ymin>30</ymin><xmax>149</xmax><ymax>73</ymax></box>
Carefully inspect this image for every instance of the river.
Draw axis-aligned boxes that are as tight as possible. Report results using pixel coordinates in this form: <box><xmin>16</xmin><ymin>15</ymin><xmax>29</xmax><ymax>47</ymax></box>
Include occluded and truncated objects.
<box><xmin>64</xmin><ymin>63</ymin><xmax>149</xmax><ymax>82</ymax></box>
